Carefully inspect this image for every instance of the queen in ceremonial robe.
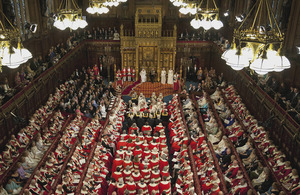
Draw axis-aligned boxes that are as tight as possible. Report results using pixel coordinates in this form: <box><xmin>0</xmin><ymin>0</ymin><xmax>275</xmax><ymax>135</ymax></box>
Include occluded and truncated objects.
<box><xmin>140</xmin><ymin>69</ymin><xmax>147</xmax><ymax>83</ymax></box>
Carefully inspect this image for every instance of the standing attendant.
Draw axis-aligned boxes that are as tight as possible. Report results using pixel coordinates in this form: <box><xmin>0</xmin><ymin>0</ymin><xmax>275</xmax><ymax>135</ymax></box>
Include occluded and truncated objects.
<box><xmin>161</xmin><ymin>68</ymin><xmax>166</xmax><ymax>84</ymax></box>
<box><xmin>167</xmin><ymin>69</ymin><xmax>173</xmax><ymax>85</ymax></box>
<box><xmin>127</xmin><ymin>67</ymin><xmax>131</xmax><ymax>81</ymax></box>
<box><xmin>131</xmin><ymin>68</ymin><xmax>136</xmax><ymax>82</ymax></box>
<box><xmin>173</xmin><ymin>72</ymin><xmax>180</xmax><ymax>91</ymax></box>
<box><xmin>93</xmin><ymin>64</ymin><xmax>99</xmax><ymax>77</ymax></box>
<box><xmin>122</xmin><ymin>67</ymin><xmax>127</xmax><ymax>82</ymax></box>
<box><xmin>150</xmin><ymin>68</ymin><xmax>156</xmax><ymax>83</ymax></box>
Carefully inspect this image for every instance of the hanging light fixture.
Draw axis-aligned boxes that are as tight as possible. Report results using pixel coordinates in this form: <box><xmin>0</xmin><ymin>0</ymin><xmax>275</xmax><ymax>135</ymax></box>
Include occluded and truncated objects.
<box><xmin>222</xmin><ymin>0</ymin><xmax>290</xmax><ymax>74</ymax></box>
<box><xmin>171</xmin><ymin>0</ymin><xmax>223</xmax><ymax>30</ymax></box>
<box><xmin>87</xmin><ymin>0</ymin><xmax>127</xmax><ymax>15</ymax></box>
<box><xmin>54</xmin><ymin>0</ymin><xmax>88</xmax><ymax>31</ymax></box>
<box><xmin>0</xmin><ymin>11</ymin><xmax>32</xmax><ymax>71</ymax></box>
<box><xmin>191</xmin><ymin>0</ymin><xmax>223</xmax><ymax>30</ymax></box>
<box><xmin>190</xmin><ymin>14</ymin><xmax>202</xmax><ymax>29</ymax></box>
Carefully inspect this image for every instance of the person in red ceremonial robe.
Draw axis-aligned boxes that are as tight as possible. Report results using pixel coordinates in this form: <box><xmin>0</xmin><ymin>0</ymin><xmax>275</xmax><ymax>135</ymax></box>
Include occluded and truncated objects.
<box><xmin>132</xmin><ymin>169</ymin><xmax>142</xmax><ymax>183</ymax></box>
<box><xmin>278</xmin><ymin>161</ymin><xmax>293</xmax><ymax>180</ymax></box>
<box><xmin>159</xmin><ymin>155</ymin><xmax>169</xmax><ymax>172</ymax></box>
<box><xmin>210</xmin><ymin>184</ymin><xmax>221</xmax><ymax>195</ymax></box>
<box><xmin>225</xmin><ymin>160</ymin><xmax>239</xmax><ymax>179</ymax></box>
<box><xmin>137</xmin><ymin>178</ymin><xmax>148</xmax><ymax>194</ymax></box>
<box><xmin>131</xmin><ymin>67</ymin><xmax>136</xmax><ymax>82</ymax></box>
<box><xmin>122</xmin><ymin>67</ymin><xmax>127</xmax><ymax>82</ymax></box>
<box><xmin>93</xmin><ymin>64</ymin><xmax>99</xmax><ymax>77</ymax></box>
<box><xmin>159</xmin><ymin>176</ymin><xmax>171</xmax><ymax>194</ymax></box>
<box><xmin>132</xmin><ymin>155</ymin><xmax>140</xmax><ymax>170</ymax></box>
<box><xmin>151</xmin><ymin>168</ymin><xmax>161</xmax><ymax>183</ymax></box>
<box><xmin>150</xmin><ymin>155</ymin><xmax>159</xmax><ymax>170</ymax></box>
<box><xmin>173</xmin><ymin>72</ymin><xmax>180</xmax><ymax>91</ymax></box>
<box><xmin>129</xmin><ymin>123</ymin><xmax>139</xmax><ymax>135</ymax></box>
<box><xmin>161</xmin><ymin>166</ymin><xmax>170</xmax><ymax>181</ymax></box>
<box><xmin>231</xmin><ymin>179</ymin><xmax>248</xmax><ymax>195</ymax></box>
<box><xmin>126</xmin><ymin>177</ymin><xmax>136</xmax><ymax>195</ymax></box>
<box><xmin>127</xmin><ymin>67</ymin><xmax>131</xmax><ymax>82</ymax></box>
<box><xmin>123</xmin><ymin>166</ymin><xmax>132</xmax><ymax>183</ymax></box>
<box><xmin>112</xmin><ymin>167</ymin><xmax>123</xmax><ymax>183</ymax></box>
<box><xmin>141</xmin><ymin>165</ymin><xmax>151</xmax><ymax>183</ymax></box>
<box><xmin>112</xmin><ymin>155</ymin><xmax>124</xmax><ymax>172</ymax></box>
<box><xmin>148</xmin><ymin>179</ymin><xmax>159</xmax><ymax>195</ymax></box>
<box><xmin>123</xmin><ymin>156</ymin><xmax>133</xmax><ymax>171</ymax></box>
<box><xmin>107</xmin><ymin>178</ymin><xmax>117</xmax><ymax>195</ymax></box>
<box><xmin>133</xmin><ymin>145</ymin><xmax>142</xmax><ymax>159</ymax></box>
<box><xmin>117</xmin><ymin>137</ymin><xmax>127</xmax><ymax>150</ymax></box>
<box><xmin>154</xmin><ymin>123</ymin><xmax>164</xmax><ymax>135</ymax></box>
<box><xmin>141</xmin><ymin>122</ymin><xmax>152</xmax><ymax>135</ymax></box>
<box><xmin>116</xmin><ymin>179</ymin><xmax>127</xmax><ymax>195</ymax></box>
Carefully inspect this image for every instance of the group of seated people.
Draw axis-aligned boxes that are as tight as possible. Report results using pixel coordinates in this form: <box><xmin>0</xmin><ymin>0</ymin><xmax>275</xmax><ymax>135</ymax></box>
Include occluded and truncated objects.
<box><xmin>0</xmin><ymin>82</ymin><xmax>69</xmax><ymax>193</ymax></box>
<box><xmin>184</xmin><ymin>67</ymin><xmax>225</xmax><ymax>97</ymax></box>
<box><xmin>103</xmin><ymin>93</ymin><xmax>173</xmax><ymax>194</ymax></box>
<box><xmin>60</xmin><ymin>65</ymin><xmax>115</xmax><ymax>119</ymax></box>
<box><xmin>182</xmin><ymin>95</ymin><xmax>224</xmax><ymax>194</ymax></box>
<box><xmin>196</xmin><ymin>93</ymin><xmax>250</xmax><ymax>194</ymax></box>
<box><xmin>223</xmin><ymin>85</ymin><xmax>300</xmax><ymax>194</ymax></box>
<box><xmin>254</xmin><ymin>74</ymin><xmax>300</xmax><ymax>124</ymax></box>
<box><xmin>178</xmin><ymin>29</ymin><xmax>223</xmax><ymax>43</ymax></box>
<box><xmin>3</xmin><ymin>109</ymin><xmax>65</xmax><ymax>195</ymax></box>
<box><xmin>54</xmin><ymin>116</ymin><xmax>104</xmax><ymax>194</ymax></box>
<box><xmin>25</xmin><ymin>114</ymin><xmax>85</xmax><ymax>194</ymax></box>
<box><xmin>211</xmin><ymin>87</ymin><xmax>281</xmax><ymax>194</ymax></box>
<box><xmin>167</xmin><ymin>94</ymin><xmax>198</xmax><ymax>194</ymax></box>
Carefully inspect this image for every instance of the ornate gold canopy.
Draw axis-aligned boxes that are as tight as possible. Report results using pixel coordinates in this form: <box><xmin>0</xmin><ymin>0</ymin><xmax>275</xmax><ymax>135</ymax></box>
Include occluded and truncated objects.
<box><xmin>120</xmin><ymin>5</ymin><xmax>177</xmax><ymax>81</ymax></box>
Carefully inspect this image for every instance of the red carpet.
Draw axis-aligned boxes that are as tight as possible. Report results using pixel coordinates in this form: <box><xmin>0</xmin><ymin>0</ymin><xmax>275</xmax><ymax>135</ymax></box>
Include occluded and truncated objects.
<box><xmin>121</xmin><ymin>79</ymin><xmax>141</xmax><ymax>95</ymax></box>
<box><xmin>129</xmin><ymin>82</ymin><xmax>174</xmax><ymax>97</ymax></box>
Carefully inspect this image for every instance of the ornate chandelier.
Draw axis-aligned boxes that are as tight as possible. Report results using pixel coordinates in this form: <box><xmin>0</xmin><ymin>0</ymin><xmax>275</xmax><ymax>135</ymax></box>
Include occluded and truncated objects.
<box><xmin>170</xmin><ymin>0</ymin><xmax>223</xmax><ymax>30</ymax></box>
<box><xmin>0</xmin><ymin>11</ymin><xmax>32</xmax><ymax>71</ymax></box>
<box><xmin>192</xmin><ymin>0</ymin><xmax>223</xmax><ymax>30</ymax></box>
<box><xmin>87</xmin><ymin>0</ymin><xmax>127</xmax><ymax>15</ymax></box>
<box><xmin>53</xmin><ymin>0</ymin><xmax>88</xmax><ymax>31</ymax></box>
<box><xmin>222</xmin><ymin>0</ymin><xmax>290</xmax><ymax>74</ymax></box>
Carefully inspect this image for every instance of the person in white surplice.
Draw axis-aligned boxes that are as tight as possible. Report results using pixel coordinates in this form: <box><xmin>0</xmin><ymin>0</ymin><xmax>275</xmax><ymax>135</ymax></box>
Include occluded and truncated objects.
<box><xmin>140</xmin><ymin>69</ymin><xmax>147</xmax><ymax>83</ymax></box>
<box><xmin>161</xmin><ymin>68</ymin><xmax>166</xmax><ymax>84</ymax></box>
<box><xmin>167</xmin><ymin>69</ymin><xmax>174</xmax><ymax>84</ymax></box>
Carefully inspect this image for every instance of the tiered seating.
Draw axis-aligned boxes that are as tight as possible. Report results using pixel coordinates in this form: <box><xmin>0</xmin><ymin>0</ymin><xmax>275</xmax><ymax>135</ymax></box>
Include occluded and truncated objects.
<box><xmin>71</xmin><ymin>96</ymin><xmax>122</xmax><ymax>194</ymax></box>
<box><xmin>223</xmin><ymin>85</ymin><xmax>300</xmax><ymax>194</ymax></box>
<box><xmin>197</xmin><ymin>91</ymin><xmax>257</xmax><ymax>194</ymax></box>
<box><xmin>181</xmin><ymin>94</ymin><xmax>228</xmax><ymax>194</ymax></box>
<box><xmin>0</xmin><ymin>83</ymin><xmax>69</xmax><ymax>193</ymax></box>
<box><xmin>168</xmin><ymin>94</ymin><xmax>199</xmax><ymax>194</ymax></box>
<box><xmin>52</xmin><ymin>117</ymin><xmax>102</xmax><ymax>194</ymax></box>
<box><xmin>0</xmin><ymin>85</ymin><xmax>65</xmax><ymax>179</ymax></box>
<box><xmin>24</xmin><ymin>114</ymin><xmax>88</xmax><ymax>194</ymax></box>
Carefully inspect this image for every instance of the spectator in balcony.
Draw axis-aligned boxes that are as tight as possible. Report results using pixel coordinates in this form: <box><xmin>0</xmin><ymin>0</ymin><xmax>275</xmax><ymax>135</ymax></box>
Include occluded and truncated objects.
<box><xmin>15</xmin><ymin>72</ymin><xmax>22</xmax><ymax>86</ymax></box>
<box><xmin>267</xmin><ymin>77</ymin><xmax>279</xmax><ymax>97</ymax></box>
